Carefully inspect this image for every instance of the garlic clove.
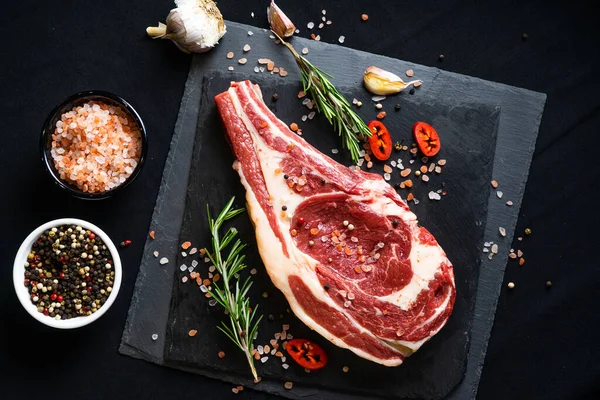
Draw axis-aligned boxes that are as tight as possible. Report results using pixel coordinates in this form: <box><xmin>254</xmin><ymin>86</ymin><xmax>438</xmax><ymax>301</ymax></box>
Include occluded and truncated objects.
<box><xmin>363</xmin><ymin>66</ymin><xmax>422</xmax><ymax>95</ymax></box>
<box><xmin>268</xmin><ymin>0</ymin><xmax>296</xmax><ymax>38</ymax></box>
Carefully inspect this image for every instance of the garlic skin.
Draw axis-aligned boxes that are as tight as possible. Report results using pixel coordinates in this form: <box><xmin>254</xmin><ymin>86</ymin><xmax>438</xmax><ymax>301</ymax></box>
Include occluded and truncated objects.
<box><xmin>268</xmin><ymin>0</ymin><xmax>296</xmax><ymax>38</ymax></box>
<box><xmin>363</xmin><ymin>66</ymin><xmax>422</xmax><ymax>95</ymax></box>
<box><xmin>146</xmin><ymin>0</ymin><xmax>226</xmax><ymax>54</ymax></box>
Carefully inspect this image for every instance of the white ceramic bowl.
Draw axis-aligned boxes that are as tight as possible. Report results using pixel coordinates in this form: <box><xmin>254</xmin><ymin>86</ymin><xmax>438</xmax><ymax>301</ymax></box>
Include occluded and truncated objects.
<box><xmin>13</xmin><ymin>218</ymin><xmax>122</xmax><ymax>329</ymax></box>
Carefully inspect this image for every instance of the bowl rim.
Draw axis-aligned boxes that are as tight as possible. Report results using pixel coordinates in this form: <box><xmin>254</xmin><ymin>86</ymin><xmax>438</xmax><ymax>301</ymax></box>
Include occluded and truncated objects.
<box><xmin>40</xmin><ymin>90</ymin><xmax>148</xmax><ymax>200</ymax></box>
<box><xmin>13</xmin><ymin>218</ymin><xmax>122</xmax><ymax>329</ymax></box>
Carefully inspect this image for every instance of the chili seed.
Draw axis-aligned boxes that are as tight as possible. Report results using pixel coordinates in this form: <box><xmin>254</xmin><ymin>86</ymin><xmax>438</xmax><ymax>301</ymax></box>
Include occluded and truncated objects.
<box><xmin>438</xmin><ymin>54</ymin><xmax>444</xmax><ymax>61</ymax></box>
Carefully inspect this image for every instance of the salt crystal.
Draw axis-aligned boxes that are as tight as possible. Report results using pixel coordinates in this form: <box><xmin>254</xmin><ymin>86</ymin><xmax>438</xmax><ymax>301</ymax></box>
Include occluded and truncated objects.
<box><xmin>192</xmin><ymin>260</ymin><xmax>199</xmax><ymax>268</ymax></box>
<box><xmin>181</xmin><ymin>252</ymin><xmax>187</xmax><ymax>257</ymax></box>
<box><xmin>261</xmin><ymin>356</ymin><xmax>269</xmax><ymax>363</ymax></box>
<box><xmin>251</xmin><ymin>12</ymin><xmax>254</xmax><ymax>17</ymax></box>
<box><xmin>180</xmin><ymin>264</ymin><xmax>187</xmax><ymax>271</ymax></box>
<box><xmin>357</xmin><ymin>159</ymin><xmax>364</xmax><ymax>167</ymax></box>
<box><xmin>344</xmin><ymin>300</ymin><xmax>351</xmax><ymax>307</ymax></box>
<box><xmin>228</xmin><ymin>66</ymin><xmax>234</xmax><ymax>71</ymax></box>
<box><xmin>331</xmin><ymin>149</ymin><xmax>339</xmax><ymax>154</ymax></box>
<box><xmin>254</xmin><ymin>66</ymin><xmax>260</xmax><ymax>73</ymax></box>
<box><xmin>188</xmin><ymin>266</ymin><xmax>194</xmax><ymax>273</ymax></box>
<box><xmin>391</xmin><ymin>160</ymin><xmax>397</xmax><ymax>167</ymax></box>
<box><xmin>308</xmin><ymin>111</ymin><xmax>316</xmax><ymax>120</ymax></box>
<box><xmin>383</xmin><ymin>173</ymin><xmax>391</xmax><ymax>181</ymax></box>
<box><xmin>189</xmin><ymin>248</ymin><xmax>197</xmax><ymax>255</ymax></box>
<box><xmin>301</xmin><ymin>115</ymin><xmax>308</xmax><ymax>122</ymax></box>
<box><xmin>338</xmin><ymin>36</ymin><xmax>345</xmax><ymax>44</ymax></box>
<box><xmin>159</xmin><ymin>257</ymin><xmax>169</xmax><ymax>265</ymax></box>
<box><xmin>491</xmin><ymin>244</ymin><xmax>499</xmax><ymax>254</ymax></box>
<box><xmin>484</xmin><ymin>242</ymin><xmax>492</xmax><ymax>247</ymax></box>
<box><xmin>497</xmin><ymin>190</ymin><xmax>504</xmax><ymax>199</ymax></box>
<box><xmin>307</xmin><ymin>22</ymin><xmax>314</xmax><ymax>29</ymax></box>
<box><xmin>371</xmin><ymin>95</ymin><xmax>386</xmax><ymax>102</ymax></box>
<box><xmin>499</xmin><ymin>227</ymin><xmax>506</xmax><ymax>237</ymax></box>
<box><xmin>209</xmin><ymin>299</ymin><xmax>217</xmax><ymax>306</ymax></box>
<box><xmin>248</xmin><ymin>31</ymin><xmax>253</xmax><ymax>36</ymax></box>
<box><xmin>483</xmin><ymin>248</ymin><xmax>489</xmax><ymax>253</ymax></box>
<box><xmin>428</xmin><ymin>191</ymin><xmax>441</xmax><ymax>200</ymax></box>
<box><xmin>181</xmin><ymin>276</ymin><xmax>188</xmax><ymax>283</ymax></box>
<box><xmin>282</xmin><ymin>363</ymin><xmax>289</xmax><ymax>369</ymax></box>
<box><xmin>200</xmin><ymin>285</ymin><xmax>208</xmax><ymax>293</ymax></box>
<box><xmin>151</xmin><ymin>334</ymin><xmax>158</xmax><ymax>341</ymax></box>
<box><xmin>153</xmin><ymin>251</ymin><xmax>159</xmax><ymax>258</ymax></box>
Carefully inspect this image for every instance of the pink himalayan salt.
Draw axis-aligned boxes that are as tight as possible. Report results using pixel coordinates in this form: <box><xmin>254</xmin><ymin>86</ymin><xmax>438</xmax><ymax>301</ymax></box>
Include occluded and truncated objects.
<box><xmin>51</xmin><ymin>101</ymin><xmax>142</xmax><ymax>193</ymax></box>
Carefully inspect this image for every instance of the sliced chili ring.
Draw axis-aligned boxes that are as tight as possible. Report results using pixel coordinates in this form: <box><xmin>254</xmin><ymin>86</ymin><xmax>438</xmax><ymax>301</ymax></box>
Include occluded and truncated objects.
<box><xmin>412</xmin><ymin>121</ymin><xmax>441</xmax><ymax>157</ymax></box>
<box><xmin>285</xmin><ymin>338</ymin><xmax>328</xmax><ymax>370</ymax></box>
<box><xmin>367</xmin><ymin>120</ymin><xmax>393</xmax><ymax>161</ymax></box>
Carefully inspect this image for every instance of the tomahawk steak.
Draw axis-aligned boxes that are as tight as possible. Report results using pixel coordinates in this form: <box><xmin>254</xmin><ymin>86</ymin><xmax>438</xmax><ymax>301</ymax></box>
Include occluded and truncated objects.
<box><xmin>215</xmin><ymin>80</ymin><xmax>455</xmax><ymax>366</ymax></box>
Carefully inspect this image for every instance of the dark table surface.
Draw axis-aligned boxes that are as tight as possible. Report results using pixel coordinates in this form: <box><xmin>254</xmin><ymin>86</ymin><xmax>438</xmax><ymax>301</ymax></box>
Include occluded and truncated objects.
<box><xmin>1</xmin><ymin>1</ymin><xmax>598</xmax><ymax>399</ymax></box>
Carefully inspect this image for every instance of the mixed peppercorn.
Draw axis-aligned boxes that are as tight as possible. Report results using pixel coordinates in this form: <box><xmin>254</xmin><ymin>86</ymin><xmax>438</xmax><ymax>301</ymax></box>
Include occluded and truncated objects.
<box><xmin>23</xmin><ymin>224</ymin><xmax>115</xmax><ymax>320</ymax></box>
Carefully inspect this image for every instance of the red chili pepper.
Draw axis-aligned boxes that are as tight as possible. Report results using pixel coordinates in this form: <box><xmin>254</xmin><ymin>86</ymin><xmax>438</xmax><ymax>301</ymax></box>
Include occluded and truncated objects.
<box><xmin>367</xmin><ymin>121</ymin><xmax>393</xmax><ymax>161</ymax></box>
<box><xmin>412</xmin><ymin>122</ymin><xmax>441</xmax><ymax>157</ymax></box>
<box><xmin>286</xmin><ymin>339</ymin><xmax>328</xmax><ymax>370</ymax></box>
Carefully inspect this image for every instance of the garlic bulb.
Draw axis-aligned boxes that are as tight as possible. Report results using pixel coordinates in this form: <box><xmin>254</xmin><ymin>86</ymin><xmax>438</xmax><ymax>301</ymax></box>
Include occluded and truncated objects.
<box><xmin>268</xmin><ymin>0</ymin><xmax>296</xmax><ymax>38</ymax></box>
<box><xmin>363</xmin><ymin>66</ymin><xmax>422</xmax><ymax>95</ymax></box>
<box><xmin>146</xmin><ymin>0</ymin><xmax>226</xmax><ymax>54</ymax></box>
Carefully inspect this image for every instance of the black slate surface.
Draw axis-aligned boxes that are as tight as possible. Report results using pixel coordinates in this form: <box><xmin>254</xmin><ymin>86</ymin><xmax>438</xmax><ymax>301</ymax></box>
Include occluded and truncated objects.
<box><xmin>162</xmin><ymin>71</ymin><xmax>499</xmax><ymax>400</ymax></box>
<box><xmin>120</xmin><ymin>21</ymin><xmax>546</xmax><ymax>400</ymax></box>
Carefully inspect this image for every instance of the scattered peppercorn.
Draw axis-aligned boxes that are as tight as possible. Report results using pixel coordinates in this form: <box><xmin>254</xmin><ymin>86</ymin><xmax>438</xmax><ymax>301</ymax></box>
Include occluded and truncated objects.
<box><xmin>522</xmin><ymin>33</ymin><xmax>528</xmax><ymax>40</ymax></box>
<box><xmin>272</xmin><ymin>93</ymin><xmax>279</xmax><ymax>101</ymax></box>
<box><xmin>120</xmin><ymin>240</ymin><xmax>132</xmax><ymax>247</ymax></box>
<box><xmin>395</xmin><ymin>104</ymin><xmax>401</xmax><ymax>111</ymax></box>
<box><xmin>282</xmin><ymin>205</ymin><xmax>288</xmax><ymax>211</ymax></box>
<box><xmin>507</xmin><ymin>282</ymin><xmax>515</xmax><ymax>290</ymax></box>
<box><xmin>409</xmin><ymin>88</ymin><xmax>415</xmax><ymax>95</ymax></box>
<box><xmin>545</xmin><ymin>280</ymin><xmax>552</xmax><ymax>288</ymax></box>
<box><xmin>392</xmin><ymin>220</ymin><xmax>399</xmax><ymax>227</ymax></box>
<box><xmin>297</xmin><ymin>217</ymin><xmax>305</xmax><ymax>225</ymax></box>
<box><xmin>525</xmin><ymin>228</ymin><xmax>532</xmax><ymax>235</ymax></box>
<box><xmin>321</xmin><ymin>178</ymin><xmax>326</xmax><ymax>185</ymax></box>
<box><xmin>23</xmin><ymin>225</ymin><xmax>115</xmax><ymax>320</ymax></box>
<box><xmin>283</xmin><ymin>174</ymin><xmax>289</xmax><ymax>180</ymax></box>
<box><xmin>323</xmin><ymin>284</ymin><xmax>330</xmax><ymax>290</ymax></box>
<box><xmin>438</xmin><ymin>54</ymin><xmax>444</xmax><ymax>61</ymax></box>
<box><xmin>394</xmin><ymin>141</ymin><xmax>402</xmax><ymax>151</ymax></box>
<box><xmin>361</xmin><ymin>14</ymin><xmax>369</xmax><ymax>21</ymax></box>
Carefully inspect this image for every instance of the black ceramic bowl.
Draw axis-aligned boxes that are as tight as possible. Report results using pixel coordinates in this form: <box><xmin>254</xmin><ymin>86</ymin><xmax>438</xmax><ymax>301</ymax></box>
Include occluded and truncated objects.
<box><xmin>40</xmin><ymin>90</ymin><xmax>147</xmax><ymax>200</ymax></box>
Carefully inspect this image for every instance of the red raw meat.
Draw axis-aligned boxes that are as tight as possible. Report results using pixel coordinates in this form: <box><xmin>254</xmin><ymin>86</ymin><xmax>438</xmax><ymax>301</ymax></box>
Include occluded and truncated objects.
<box><xmin>215</xmin><ymin>80</ymin><xmax>455</xmax><ymax>366</ymax></box>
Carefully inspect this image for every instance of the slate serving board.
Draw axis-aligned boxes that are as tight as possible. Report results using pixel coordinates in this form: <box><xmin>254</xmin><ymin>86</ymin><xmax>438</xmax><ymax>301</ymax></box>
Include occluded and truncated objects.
<box><xmin>162</xmin><ymin>71</ymin><xmax>499</xmax><ymax>400</ymax></box>
<box><xmin>120</xmin><ymin>21</ymin><xmax>546</xmax><ymax>400</ymax></box>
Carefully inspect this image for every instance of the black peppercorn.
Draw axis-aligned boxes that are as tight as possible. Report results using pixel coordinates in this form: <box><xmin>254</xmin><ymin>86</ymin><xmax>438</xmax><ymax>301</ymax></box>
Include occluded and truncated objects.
<box><xmin>395</xmin><ymin>104</ymin><xmax>401</xmax><ymax>111</ymax></box>
<box><xmin>409</xmin><ymin>88</ymin><xmax>415</xmax><ymax>95</ymax></box>
<box><xmin>283</xmin><ymin>174</ymin><xmax>289</xmax><ymax>180</ymax></box>
<box><xmin>324</xmin><ymin>284</ymin><xmax>330</xmax><ymax>291</ymax></box>
<box><xmin>272</xmin><ymin>93</ymin><xmax>279</xmax><ymax>101</ymax></box>
<box><xmin>282</xmin><ymin>205</ymin><xmax>288</xmax><ymax>211</ymax></box>
<box><xmin>439</xmin><ymin>54</ymin><xmax>444</xmax><ymax>61</ymax></box>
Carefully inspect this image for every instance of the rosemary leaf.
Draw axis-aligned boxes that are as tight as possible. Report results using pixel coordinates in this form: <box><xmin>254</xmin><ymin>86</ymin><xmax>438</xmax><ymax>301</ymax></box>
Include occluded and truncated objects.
<box><xmin>204</xmin><ymin>197</ymin><xmax>263</xmax><ymax>382</ymax></box>
<box><xmin>272</xmin><ymin>32</ymin><xmax>371</xmax><ymax>163</ymax></box>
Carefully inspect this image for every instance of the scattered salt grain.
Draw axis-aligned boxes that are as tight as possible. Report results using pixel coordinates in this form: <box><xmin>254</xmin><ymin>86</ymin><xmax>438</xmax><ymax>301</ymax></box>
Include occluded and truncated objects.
<box><xmin>338</xmin><ymin>36</ymin><xmax>345</xmax><ymax>43</ymax></box>
<box><xmin>301</xmin><ymin>115</ymin><xmax>308</xmax><ymax>122</ymax></box>
<box><xmin>238</xmin><ymin>58</ymin><xmax>247</xmax><ymax>65</ymax></box>
<box><xmin>496</xmin><ymin>190</ymin><xmax>503</xmax><ymax>199</ymax></box>
<box><xmin>250</xmin><ymin>268</ymin><xmax>257</xmax><ymax>275</ymax></box>
<box><xmin>499</xmin><ymin>227</ymin><xmax>506</xmax><ymax>237</ymax></box>
<box><xmin>189</xmin><ymin>247</ymin><xmax>197</xmax><ymax>255</ymax></box>
<box><xmin>484</xmin><ymin>242</ymin><xmax>492</xmax><ymax>247</ymax></box>
<box><xmin>261</xmin><ymin>356</ymin><xmax>269</xmax><ymax>363</ymax></box>
<box><xmin>243</xmin><ymin>44</ymin><xmax>251</xmax><ymax>52</ymax></box>
<box><xmin>151</xmin><ymin>334</ymin><xmax>158</xmax><ymax>341</ymax></box>
<box><xmin>428</xmin><ymin>191</ymin><xmax>441</xmax><ymax>200</ymax></box>
<box><xmin>251</xmin><ymin>12</ymin><xmax>254</xmax><ymax>17</ymax></box>
<box><xmin>209</xmin><ymin>299</ymin><xmax>217</xmax><ymax>306</ymax></box>
<box><xmin>192</xmin><ymin>260</ymin><xmax>199</xmax><ymax>268</ymax></box>
<box><xmin>153</xmin><ymin>251</ymin><xmax>159</xmax><ymax>258</ymax></box>
<box><xmin>181</xmin><ymin>251</ymin><xmax>187</xmax><ymax>257</ymax></box>
<box><xmin>491</xmin><ymin>244</ymin><xmax>499</xmax><ymax>254</ymax></box>
<box><xmin>307</xmin><ymin>22</ymin><xmax>314</xmax><ymax>29</ymax></box>
<box><xmin>200</xmin><ymin>285</ymin><xmax>208</xmax><ymax>293</ymax></box>
<box><xmin>483</xmin><ymin>248</ymin><xmax>489</xmax><ymax>253</ymax></box>
<box><xmin>308</xmin><ymin>111</ymin><xmax>316</xmax><ymax>120</ymax></box>
<box><xmin>282</xmin><ymin>363</ymin><xmax>289</xmax><ymax>369</ymax></box>
<box><xmin>228</xmin><ymin>66</ymin><xmax>234</xmax><ymax>71</ymax></box>
<box><xmin>318</xmin><ymin>22</ymin><xmax>324</xmax><ymax>29</ymax></box>
<box><xmin>383</xmin><ymin>173</ymin><xmax>391</xmax><ymax>181</ymax></box>
<box><xmin>159</xmin><ymin>257</ymin><xmax>169</xmax><ymax>265</ymax></box>
<box><xmin>180</xmin><ymin>264</ymin><xmax>187</xmax><ymax>272</ymax></box>
<box><xmin>254</xmin><ymin>66</ymin><xmax>260</xmax><ymax>73</ymax></box>
<box><xmin>506</xmin><ymin>200</ymin><xmax>513</xmax><ymax>206</ymax></box>
<box><xmin>331</xmin><ymin>149</ymin><xmax>339</xmax><ymax>154</ymax></box>
<box><xmin>371</xmin><ymin>95</ymin><xmax>386</xmax><ymax>102</ymax></box>
<box><xmin>248</xmin><ymin>31</ymin><xmax>253</xmax><ymax>36</ymax></box>
<box><xmin>302</xmin><ymin>47</ymin><xmax>309</xmax><ymax>55</ymax></box>
<box><xmin>181</xmin><ymin>276</ymin><xmax>188</xmax><ymax>283</ymax></box>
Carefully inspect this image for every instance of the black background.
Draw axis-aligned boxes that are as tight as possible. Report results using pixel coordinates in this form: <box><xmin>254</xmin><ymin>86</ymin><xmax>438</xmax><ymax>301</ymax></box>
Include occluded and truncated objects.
<box><xmin>1</xmin><ymin>1</ymin><xmax>598</xmax><ymax>399</ymax></box>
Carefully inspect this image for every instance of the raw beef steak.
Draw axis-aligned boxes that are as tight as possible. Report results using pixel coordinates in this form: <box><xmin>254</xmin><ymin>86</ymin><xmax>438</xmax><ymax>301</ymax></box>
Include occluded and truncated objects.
<box><xmin>215</xmin><ymin>80</ymin><xmax>456</xmax><ymax>366</ymax></box>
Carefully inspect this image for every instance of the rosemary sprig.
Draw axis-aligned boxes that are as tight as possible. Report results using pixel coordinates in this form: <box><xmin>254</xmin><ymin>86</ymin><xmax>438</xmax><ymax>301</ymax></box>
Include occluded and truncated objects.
<box><xmin>204</xmin><ymin>197</ymin><xmax>263</xmax><ymax>382</ymax></box>
<box><xmin>272</xmin><ymin>31</ymin><xmax>372</xmax><ymax>164</ymax></box>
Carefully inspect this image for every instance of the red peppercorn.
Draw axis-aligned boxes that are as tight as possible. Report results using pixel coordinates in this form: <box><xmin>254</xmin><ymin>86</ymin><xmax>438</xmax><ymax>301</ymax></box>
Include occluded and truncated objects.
<box><xmin>298</xmin><ymin>217</ymin><xmax>305</xmax><ymax>225</ymax></box>
<box><xmin>50</xmin><ymin>293</ymin><xmax>57</xmax><ymax>301</ymax></box>
<box><xmin>89</xmin><ymin>233</ymin><xmax>96</xmax><ymax>239</ymax></box>
<box><xmin>86</xmin><ymin>276</ymin><xmax>92</xmax><ymax>282</ymax></box>
<box><xmin>57</xmin><ymin>295</ymin><xmax>64</xmax><ymax>302</ymax></box>
<box><xmin>24</xmin><ymin>279</ymin><xmax>30</xmax><ymax>284</ymax></box>
<box><xmin>120</xmin><ymin>240</ymin><xmax>132</xmax><ymax>247</ymax></box>
<box><xmin>43</xmin><ymin>309</ymin><xmax>49</xmax><ymax>315</ymax></box>
<box><xmin>82</xmin><ymin>306</ymin><xmax>87</xmax><ymax>312</ymax></box>
<box><xmin>88</xmin><ymin>287</ymin><xmax>93</xmax><ymax>292</ymax></box>
<box><xmin>59</xmin><ymin>272</ymin><xmax>65</xmax><ymax>279</ymax></box>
